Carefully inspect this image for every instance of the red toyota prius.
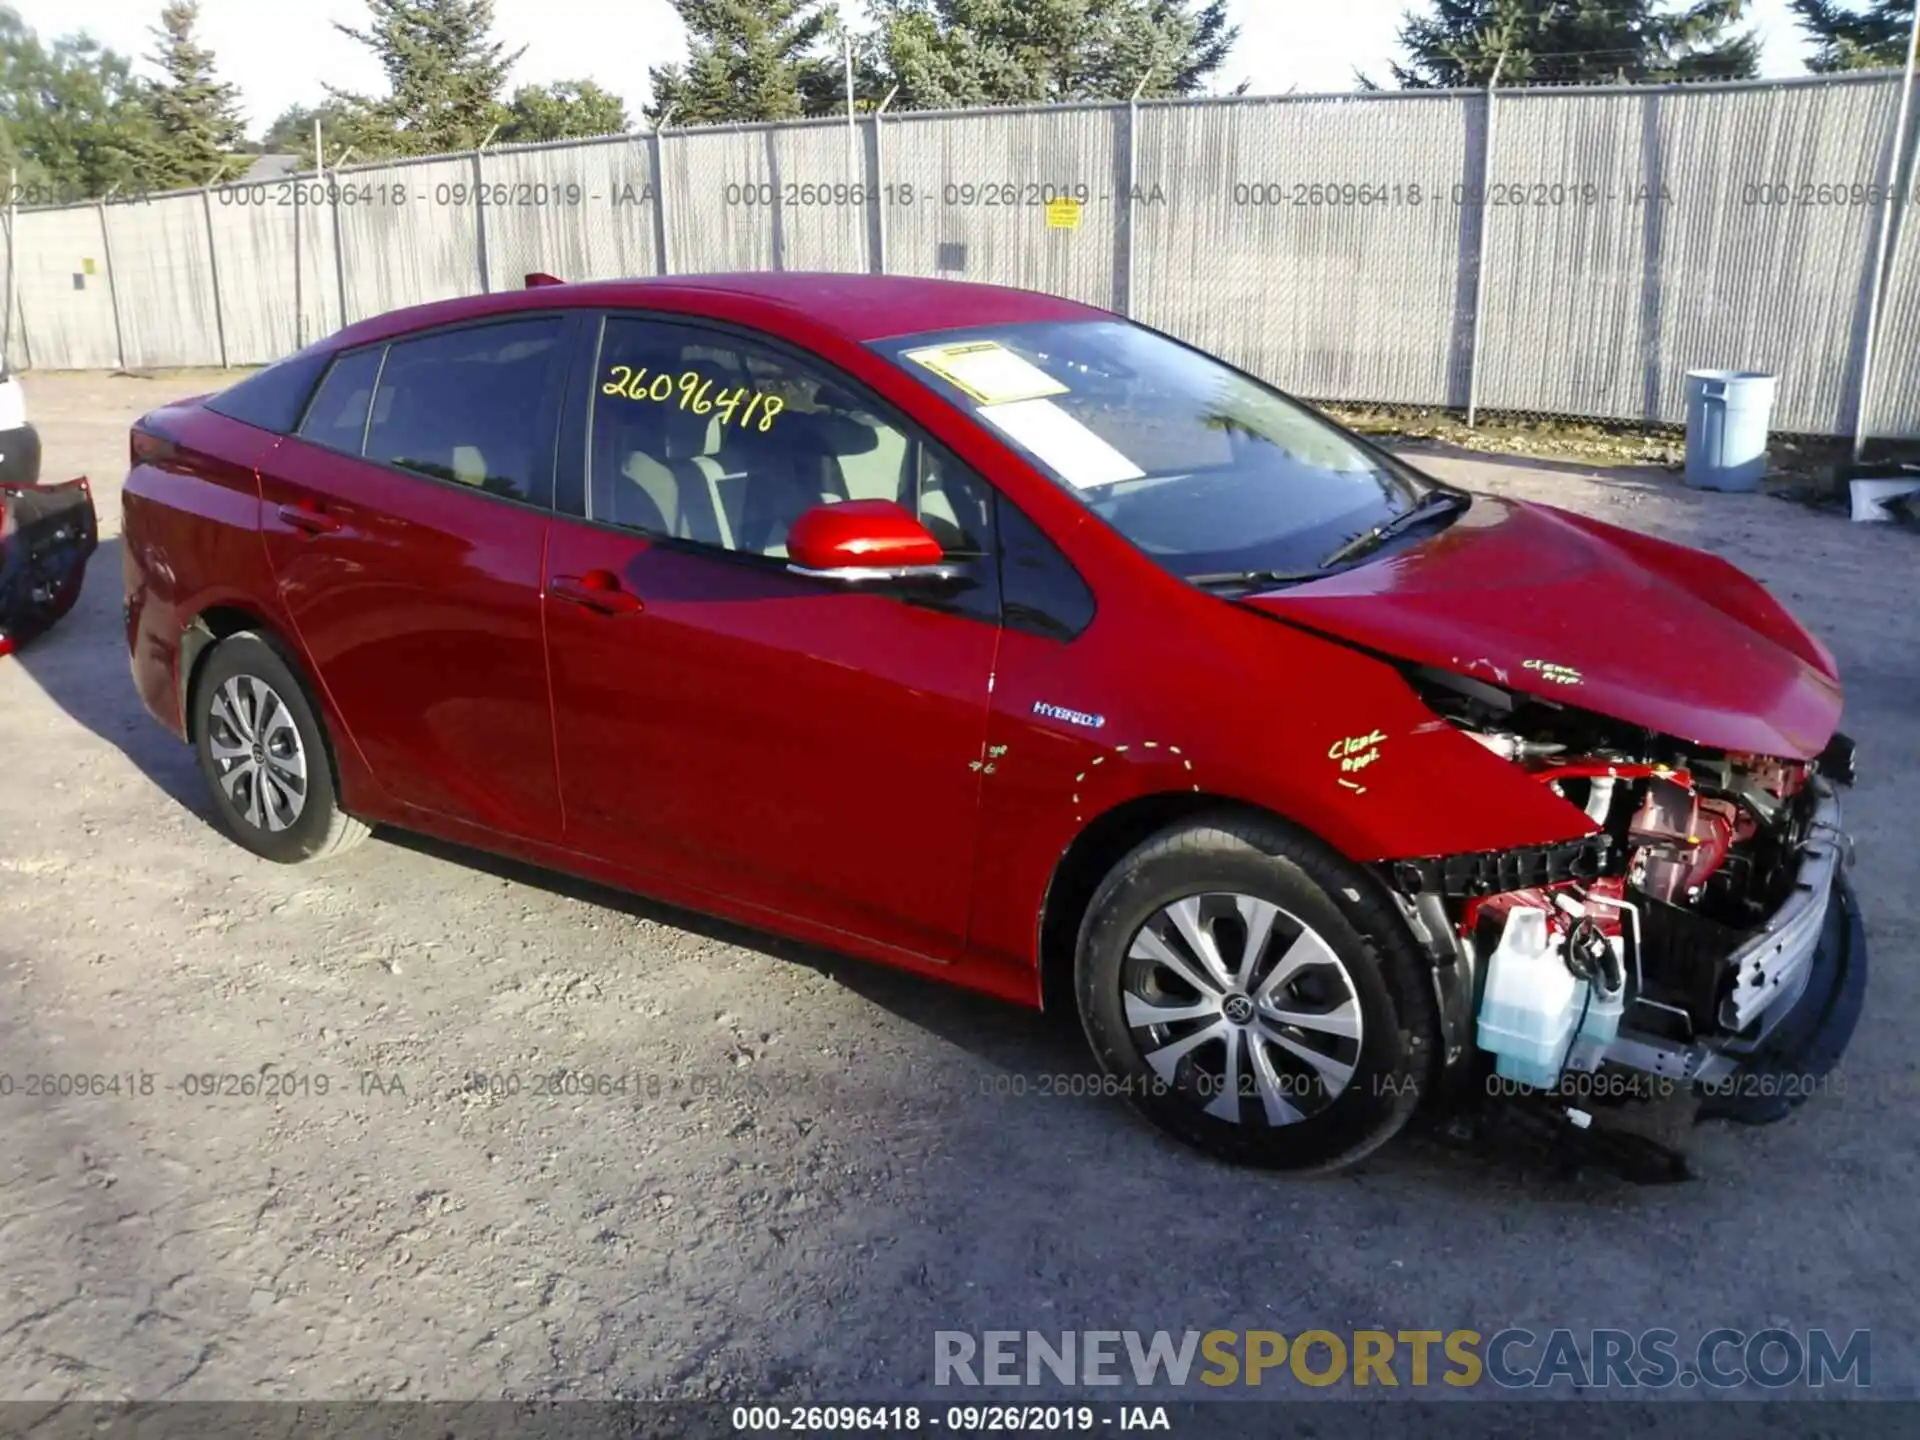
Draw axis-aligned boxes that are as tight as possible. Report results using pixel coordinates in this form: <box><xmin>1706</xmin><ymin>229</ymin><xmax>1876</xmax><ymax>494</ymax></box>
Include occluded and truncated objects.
<box><xmin>122</xmin><ymin>273</ymin><xmax>1865</xmax><ymax>1170</ymax></box>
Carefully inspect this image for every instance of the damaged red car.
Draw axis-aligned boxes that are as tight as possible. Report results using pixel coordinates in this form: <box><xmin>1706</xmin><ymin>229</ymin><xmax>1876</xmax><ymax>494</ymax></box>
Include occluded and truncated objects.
<box><xmin>120</xmin><ymin>274</ymin><xmax>1864</xmax><ymax>1170</ymax></box>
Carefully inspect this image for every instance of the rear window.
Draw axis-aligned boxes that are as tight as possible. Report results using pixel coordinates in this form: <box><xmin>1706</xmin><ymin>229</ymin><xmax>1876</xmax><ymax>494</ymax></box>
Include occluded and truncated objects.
<box><xmin>203</xmin><ymin>351</ymin><xmax>331</xmax><ymax>433</ymax></box>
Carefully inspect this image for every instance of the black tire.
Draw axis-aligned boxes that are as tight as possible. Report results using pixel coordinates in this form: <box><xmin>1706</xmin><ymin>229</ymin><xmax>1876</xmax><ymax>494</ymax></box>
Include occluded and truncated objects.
<box><xmin>190</xmin><ymin>631</ymin><xmax>370</xmax><ymax>863</ymax></box>
<box><xmin>1075</xmin><ymin>809</ymin><xmax>1439</xmax><ymax>1171</ymax></box>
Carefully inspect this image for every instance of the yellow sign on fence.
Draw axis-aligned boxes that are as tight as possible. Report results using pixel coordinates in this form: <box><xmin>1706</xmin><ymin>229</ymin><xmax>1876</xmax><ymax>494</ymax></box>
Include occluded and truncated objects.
<box><xmin>1045</xmin><ymin>197</ymin><xmax>1083</xmax><ymax>230</ymax></box>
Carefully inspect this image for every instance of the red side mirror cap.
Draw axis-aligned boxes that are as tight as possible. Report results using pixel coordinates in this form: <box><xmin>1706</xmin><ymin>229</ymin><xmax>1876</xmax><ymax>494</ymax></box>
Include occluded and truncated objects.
<box><xmin>788</xmin><ymin>499</ymin><xmax>945</xmax><ymax>575</ymax></box>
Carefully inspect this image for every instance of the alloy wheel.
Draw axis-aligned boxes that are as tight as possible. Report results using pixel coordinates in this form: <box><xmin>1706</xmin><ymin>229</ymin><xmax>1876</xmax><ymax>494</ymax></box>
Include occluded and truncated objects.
<box><xmin>1121</xmin><ymin>892</ymin><xmax>1364</xmax><ymax>1126</ymax></box>
<box><xmin>205</xmin><ymin>674</ymin><xmax>309</xmax><ymax>833</ymax></box>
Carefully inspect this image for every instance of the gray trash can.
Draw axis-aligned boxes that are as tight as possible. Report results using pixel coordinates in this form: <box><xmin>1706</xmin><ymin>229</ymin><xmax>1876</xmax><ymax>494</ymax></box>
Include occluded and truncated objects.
<box><xmin>1683</xmin><ymin>369</ymin><xmax>1777</xmax><ymax>492</ymax></box>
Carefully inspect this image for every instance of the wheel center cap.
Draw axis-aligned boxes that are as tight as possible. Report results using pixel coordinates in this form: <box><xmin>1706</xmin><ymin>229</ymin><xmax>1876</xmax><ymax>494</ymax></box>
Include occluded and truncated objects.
<box><xmin>251</xmin><ymin>744</ymin><xmax>265</xmax><ymax>764</ymax></box>
<box><xmin>1222</xmin><ymin>993</ymin><xmax>1255</xmax><ymax>1025</ymax></box>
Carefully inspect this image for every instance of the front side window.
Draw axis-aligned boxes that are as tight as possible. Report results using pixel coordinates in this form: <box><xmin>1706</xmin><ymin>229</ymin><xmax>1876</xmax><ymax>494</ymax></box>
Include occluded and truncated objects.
<box><xmin>872</xmin><ymin>320</ymin><xmax>1459</xmax><ymax>586</ymax></box>
<box><xmin>586</xmin><ymin>316</ymin><xmax>994</xmax><ymax>562</ymax></box>
<box><xmin>365</xmin><ymin>318</ymin><xmax>565</xmax><ymax>504</ymax></box>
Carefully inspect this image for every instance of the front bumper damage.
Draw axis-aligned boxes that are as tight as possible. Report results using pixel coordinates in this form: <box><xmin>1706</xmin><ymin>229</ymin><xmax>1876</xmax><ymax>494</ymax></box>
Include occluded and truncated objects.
<box><xmin>1694</xmin><ymin>871</ymin><xmax>1867</xmax><ymax>1124</ymax></box>
<box><xmin>1605</xmin><ymin>778</ymin><xmax>1864</xmax><ymax>1108</ymax></box>
<box><xmin>1390</xmin><ymin>776</ymin><xmax>1867</xmax><ymax>1134</ymax></box>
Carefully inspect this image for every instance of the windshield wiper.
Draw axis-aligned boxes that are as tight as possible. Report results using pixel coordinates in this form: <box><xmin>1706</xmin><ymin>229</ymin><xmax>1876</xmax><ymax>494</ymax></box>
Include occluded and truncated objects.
<box><xmin>1186</xmin><ymin>567</ymin><xmax>1325</xmax><ymax>592</ymax></box>
<box><xmin>1317</xmin><ymin>489</ymin><xmax>1471</xmax><ymax>570</ymax></box>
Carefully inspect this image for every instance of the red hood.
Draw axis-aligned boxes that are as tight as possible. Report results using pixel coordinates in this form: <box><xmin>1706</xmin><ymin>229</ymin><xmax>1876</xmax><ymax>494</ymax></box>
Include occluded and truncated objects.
<box><xmin>1241</xmin><ymin>496</ymin><xmax>1842</xmax><ymax>759</ymax></box>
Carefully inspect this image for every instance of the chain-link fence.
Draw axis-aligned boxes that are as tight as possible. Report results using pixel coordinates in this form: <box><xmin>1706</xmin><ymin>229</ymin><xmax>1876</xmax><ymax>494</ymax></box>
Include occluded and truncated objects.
<box><xmin>4</xmin><ymin>69</ymin><xmax>1918</xmax><ymax>439</ymax></box>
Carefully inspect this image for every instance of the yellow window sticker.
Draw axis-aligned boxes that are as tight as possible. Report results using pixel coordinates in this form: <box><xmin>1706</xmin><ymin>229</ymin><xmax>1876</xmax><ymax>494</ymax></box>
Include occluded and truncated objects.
<box><xmin>902</xmin><ymin>341</ymin><xmax>1069</xmax><ymax>406</ymax></box>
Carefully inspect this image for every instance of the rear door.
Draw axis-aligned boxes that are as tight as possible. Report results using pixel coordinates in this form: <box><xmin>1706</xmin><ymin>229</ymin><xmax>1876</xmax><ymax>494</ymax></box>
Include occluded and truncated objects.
<box><xmin>540</xmin><ymin>312</ymin><xmax>1002</xmax><ymax>959</ymax></box>
<box><xmin>257</xmin><ymin>313</ymin><xmax>577</xmax><ymax>841</ymax></box>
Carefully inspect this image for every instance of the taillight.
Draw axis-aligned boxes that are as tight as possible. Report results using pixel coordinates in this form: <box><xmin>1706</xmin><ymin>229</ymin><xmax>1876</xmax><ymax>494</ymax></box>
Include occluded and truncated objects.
<box><xmin>130</xmin><ymin>428</ymin><xmax>175</xmax><ymax>466</ymax></box>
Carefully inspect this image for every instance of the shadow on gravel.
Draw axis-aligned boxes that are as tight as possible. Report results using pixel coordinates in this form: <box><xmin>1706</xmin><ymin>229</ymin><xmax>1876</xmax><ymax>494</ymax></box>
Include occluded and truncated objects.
<box><xmin>381</xmin><ymin>826</ymin><xmax>1085</xmax><ymax>1080</ymax></box>
<box><xmin>9</xmin><ymin>536</ymin><xmax>206</xmax><ymax>816</ymax></box>
<box><xmin>380</xmin><ymin>829</ymin><xmax>1680</xmax><ymax>1201</ymax></box>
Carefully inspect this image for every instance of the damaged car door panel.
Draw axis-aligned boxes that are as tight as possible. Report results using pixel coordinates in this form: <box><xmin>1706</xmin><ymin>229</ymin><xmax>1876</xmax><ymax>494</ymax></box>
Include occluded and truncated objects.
<box><xmin>117</xmin><ymin>274</ymin><xmax>1868</xmax><ymax>1172</ymax></box>
<box><xmin>0</xmin><ymin>361</ymin><xmax>98</xmax><ymax>657</ymax></box>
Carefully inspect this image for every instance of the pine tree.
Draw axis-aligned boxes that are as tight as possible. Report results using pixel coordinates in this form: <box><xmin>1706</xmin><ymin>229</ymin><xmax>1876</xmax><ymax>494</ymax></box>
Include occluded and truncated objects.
<box><xmin>862</xmin><ymin>0</ymin><xmax>1238</xmax><ymax>110</ymax></box>
<box><xmin>646</xmin><ymin>1</ymin><xmax>835</xmax><ymax>125</ymax></box>
<box><xmin>1386</xmin><ymin>0</ymin><xmax>1758</xmax><ymax>89</ymax></box>
<box><xmin>1791</xmin><ymin>0</ymin><xmax>1914</xmax><ymax>71</ymax></box>
<box><xmin>327</xmin><ymin>0</ymin><xmax>525</xmax><ymax>158</ymax></box>
<box><xmin>144</xmin><ymin>1</ymin><xmax>246</xmax><ymax>187</ymax></box>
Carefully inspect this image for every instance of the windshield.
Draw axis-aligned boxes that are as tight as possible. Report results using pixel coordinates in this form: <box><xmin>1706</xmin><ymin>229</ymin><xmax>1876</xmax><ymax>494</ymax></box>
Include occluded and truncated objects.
<box><xmin>872</xmin><ymin>319</ymin><xmax>1446</xmax><ymax>583</ymax></box>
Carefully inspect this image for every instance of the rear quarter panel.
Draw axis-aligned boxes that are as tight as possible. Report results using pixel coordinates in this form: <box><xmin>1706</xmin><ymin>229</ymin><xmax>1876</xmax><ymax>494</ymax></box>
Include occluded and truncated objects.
<box><xmin>122</xmin><ymin>406</ymin><xmax>288</xmax><ymax>737</ymax></box>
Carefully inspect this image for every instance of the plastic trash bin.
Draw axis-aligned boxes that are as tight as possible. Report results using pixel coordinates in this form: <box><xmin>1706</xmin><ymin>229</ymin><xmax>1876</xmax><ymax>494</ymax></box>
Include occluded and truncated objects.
<box><xmin>1683</xmin><ymin>369</ymin><xmax>1777</xmax><ymax>492</ymax></box>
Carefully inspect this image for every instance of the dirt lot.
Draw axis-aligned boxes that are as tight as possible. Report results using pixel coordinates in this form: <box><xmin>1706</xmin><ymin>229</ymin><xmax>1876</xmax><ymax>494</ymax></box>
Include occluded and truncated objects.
<box><xmin>3</xmin><ymin>369</ymin><xmax>1918</xmax><ymax>1406</ymax></box>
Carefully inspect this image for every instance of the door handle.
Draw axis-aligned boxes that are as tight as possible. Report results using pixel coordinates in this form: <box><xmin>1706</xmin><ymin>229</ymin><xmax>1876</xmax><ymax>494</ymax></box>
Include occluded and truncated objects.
<box><xmin>551</xmin><ymin>570</ymin><xmax>643</xmax><ymax>615</ymax></box>
<box><xmin>277</xmin><ymin>501</ymin><xmax>343</xmax><ymax>535</ymax></box>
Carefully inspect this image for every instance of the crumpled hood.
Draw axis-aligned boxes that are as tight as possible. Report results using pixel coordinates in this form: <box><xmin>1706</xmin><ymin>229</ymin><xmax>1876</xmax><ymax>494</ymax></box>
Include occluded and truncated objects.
<box><xmin>1239</xmin><ymin>496</ymin><xmax>1842</xmax><ymax>759</ymax></box>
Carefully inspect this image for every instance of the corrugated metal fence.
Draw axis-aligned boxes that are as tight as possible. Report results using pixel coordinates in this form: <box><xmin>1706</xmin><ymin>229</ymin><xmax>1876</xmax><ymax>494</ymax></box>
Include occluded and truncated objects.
<box><xmin>5</xmin><ymin>70</ymin><xmax>1918</xmax><ymax>439</ymax></box>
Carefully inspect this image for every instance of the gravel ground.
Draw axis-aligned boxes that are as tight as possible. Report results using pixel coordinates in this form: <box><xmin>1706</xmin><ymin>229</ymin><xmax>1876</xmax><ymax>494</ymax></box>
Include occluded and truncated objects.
<box><xmin>2</xmin><ymin>370</ymin><xmax>1916</xmax><ymax>1407</ymax></box>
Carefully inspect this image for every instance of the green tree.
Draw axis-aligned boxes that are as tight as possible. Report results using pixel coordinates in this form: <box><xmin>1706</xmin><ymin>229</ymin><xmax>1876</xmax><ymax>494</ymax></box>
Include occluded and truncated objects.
<box><xmin>646</xmin><ymin>1</ymin><xmax>836</xmax><ymax>125</ymax></box>
<box><xmin>1</xmin><ymin>6</ymin><xmax>164</xmax><ymax>198</ymax></box>
<box><xmin>861</xmin><ymin>0</ymin><xmax>1238</xmax><ymax>109</ymax></box>
<box><xmin>1791</xmin><ymin>0</ymin><xmax>1914</xmax><ymax>70</ymax></box>
<box><xmin>500</xmin><ymin>80</ymin><xmax>629</xmax><ymax>141</ymax></box>
<box><xmin>326</xmin><ymin>0</ymin><xmax>524</xmax><ymax>157</ymax></box>
<box><xmin>1384</xmin><ymin>0</ymin><xmax>1758</xmax><ymax>88</ymax></box>
<box><xmin>144</xmin><ymin>1</ymin><xmax>246</xmax><ymax>187</ymax></box>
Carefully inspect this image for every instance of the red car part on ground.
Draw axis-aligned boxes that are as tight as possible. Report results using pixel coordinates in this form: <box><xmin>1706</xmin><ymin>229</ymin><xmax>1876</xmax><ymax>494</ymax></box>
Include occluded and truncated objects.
<box><xmin>0</xmin><ymin>474</ymin><xmax>98</xmax><ymax>658</ymax></box>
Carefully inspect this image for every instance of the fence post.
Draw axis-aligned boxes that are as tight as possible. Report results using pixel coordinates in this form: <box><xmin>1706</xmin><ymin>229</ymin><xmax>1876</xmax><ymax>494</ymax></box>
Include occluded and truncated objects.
<box><xmin>1117</xmin><ymin>75</ymin><xmax>1151</xmax><ymax>317</ymax></box>
<box><xmin>1852</xmin><ymin>21</ymin><xmax>1920</xmax><ymax>459</ymax></box>
<box><xmin>1464</xmin><ymin>54</ymin><xmax>1506</xmax><ymax>428</ymax></box>
<box><xmin>871</xmin><ymin>87</ymin><xmax>898</xmax><ymax>274</ymax></box>
<box><xmin>293</xmin><ymin>169</ymin><xmax>305</xmax><ymax>350</ymax></box>
<box><xmin>201</xmin><ymin>187</ymin><xmax>229</xmax><ymax>369</ymax></box>
<box><xmin>473</xmin><ymin>127</ymin><xmax>500</xmax><ymax>294</ymax></box>
<box><xmin>4</xmin><ymin>165</ymin><xmax>17</xmax><ymax>369</ymax></box>
<box><xmin>96</xmin><ymin>196</ymin><xmax>127</xmax><ymax>371</ymax></box>
<box><xmin>651</xmin><ymin>107</ymin><xmax>677</xmax><ymax>275</ymax></box>
<box><xmin>327</xmin><ymin>134</ymin><xmax>353</xmax><ymax>332</ymax></box>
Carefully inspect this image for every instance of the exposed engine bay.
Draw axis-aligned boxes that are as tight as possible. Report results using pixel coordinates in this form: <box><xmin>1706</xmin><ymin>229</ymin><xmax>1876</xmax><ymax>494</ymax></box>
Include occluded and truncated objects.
<box><xmin>1386</xmin><ymin>664</ymin><xmax>1859</xmax><ymax>1119</ymax></box>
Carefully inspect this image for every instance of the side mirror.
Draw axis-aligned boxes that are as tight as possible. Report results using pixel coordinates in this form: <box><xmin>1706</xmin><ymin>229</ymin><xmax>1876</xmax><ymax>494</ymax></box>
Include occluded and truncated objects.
<box><xmin>786</xmin><ymin>499</ymin><xmax>965</xmax><ymax>585</ymax></box>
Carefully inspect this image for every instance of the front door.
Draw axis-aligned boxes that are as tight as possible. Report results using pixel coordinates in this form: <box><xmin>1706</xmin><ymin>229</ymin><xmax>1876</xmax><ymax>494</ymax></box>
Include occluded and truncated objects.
<box><xmin>541</xmin><ymin>314</ymin><xmax>1002</xmax><ymax>959</ymax></box>
<box><xmin>257</xmin><ymin>314</ymin><xmax>573</xmax><ymax>841</ymax></box>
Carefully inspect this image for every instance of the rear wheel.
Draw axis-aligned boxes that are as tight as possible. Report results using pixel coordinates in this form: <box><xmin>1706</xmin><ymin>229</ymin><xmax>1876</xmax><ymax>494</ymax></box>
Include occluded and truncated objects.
<box><xmin>1075</xmin><ymin>811</ymin><xmax>1437</xmax><ymax>1170</ymax></box>
<box><xmin>191</xmin><ymin>632</ymin><xmax>369</xmax><ymax>863</ymax></box>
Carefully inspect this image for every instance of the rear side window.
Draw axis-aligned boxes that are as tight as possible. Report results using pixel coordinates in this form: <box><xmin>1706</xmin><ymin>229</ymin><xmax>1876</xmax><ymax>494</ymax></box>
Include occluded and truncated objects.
<box><xmin>297</xmin><ymin>347</ymin><xmax>383</xmax><ymax>452</ymax></box>
<box><xmin>365</xmin><ymin>318</ymin><xmax>564</xmax><ymax>504</ymax></box>
<box><xmin>203</xmin><ymin>351</ymin><xmax>330</xmax><ymax>433</ymax></box>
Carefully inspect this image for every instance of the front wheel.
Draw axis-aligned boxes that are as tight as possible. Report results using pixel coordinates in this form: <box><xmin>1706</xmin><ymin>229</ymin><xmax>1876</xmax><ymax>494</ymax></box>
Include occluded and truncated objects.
<box><xmin>1075</xmin><ymin>811</ymin><xmax>1438</xmax><ymax>1170</ymax></box>
<box><xmin>190</xmin><ymin>631</ymin><xmax>369</xmax><ymax>863</ymax></box>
